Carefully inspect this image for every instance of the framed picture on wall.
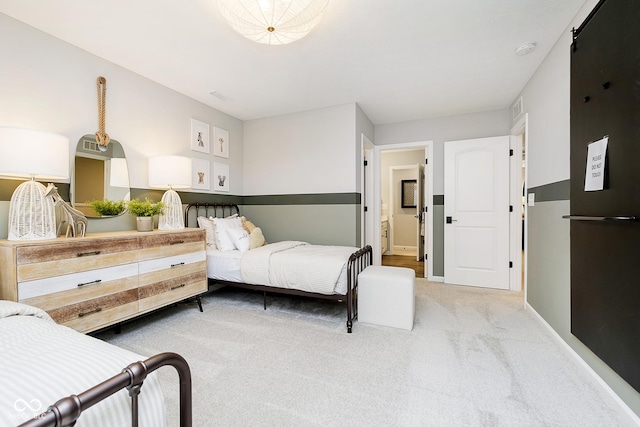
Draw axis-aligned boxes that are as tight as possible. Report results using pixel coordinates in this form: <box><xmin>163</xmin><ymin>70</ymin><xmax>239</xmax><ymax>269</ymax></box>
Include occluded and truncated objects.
<box><xmin>191</xmin><ymin>158</ymin><xmax>210</xmax><ymax>190</ymax></box>
<box><xmin>213</xmin><ymin>162</ymin><xmax>230</xmax><ymax>192</ymax></box>
<box><xmin>191</xmin><ymin>119</ymin><xmax>210</xmax><ymax>154</ymax></box>
<box><xmin>213</xmin><ymin>126</ymin><xmax>229</xmax><ymax>158</ymax></box>
<box><xmin>401</xmin><ymin>179</ymin><xmax>417</xmax><ymax>208</ymax></box>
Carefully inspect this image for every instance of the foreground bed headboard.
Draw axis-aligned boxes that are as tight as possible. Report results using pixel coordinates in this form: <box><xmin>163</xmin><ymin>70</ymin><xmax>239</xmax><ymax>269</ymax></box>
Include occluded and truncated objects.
<box><xmin>184</xmin><ymin>203</ymin><xmax>240</xmax><ymax>227</ymax></box>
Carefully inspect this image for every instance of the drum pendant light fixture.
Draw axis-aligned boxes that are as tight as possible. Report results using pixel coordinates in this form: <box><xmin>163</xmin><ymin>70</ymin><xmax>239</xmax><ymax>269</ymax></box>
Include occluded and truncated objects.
<box><xmin>218</xmin><ymin>0</ymin><xmax>329</xmax><ymax>45</ymax></box>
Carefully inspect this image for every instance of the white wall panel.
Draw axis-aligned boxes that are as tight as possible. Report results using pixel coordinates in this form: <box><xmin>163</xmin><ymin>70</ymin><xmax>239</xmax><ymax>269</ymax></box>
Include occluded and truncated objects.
<box><xmin>243</xmin><ymin>104</ymin><xmax>357</xmax><ymax>195</ymax></box>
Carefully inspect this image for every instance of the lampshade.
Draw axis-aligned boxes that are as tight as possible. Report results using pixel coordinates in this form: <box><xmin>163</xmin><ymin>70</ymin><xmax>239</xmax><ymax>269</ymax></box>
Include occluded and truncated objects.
<box><xmin>148</xmin><ymin>155</ymin><xmax>192</xmax><ymax>189</ymax></box>
<box><xmin>0</xmin><ymin>127</ymin><xmax>70</xmax><ymax>241</ymax></box>
<box><xmin>149</xmin><ymin>155</ymin><xmax>191</xmax><ymax>230</ymax></box>
<box><xmin>218</xmin><ymin>0</ymin><xmax>329</xmax><ymax>45</ymax></box>
<box><xmin>0</xmin><ymin>127</ymin><xmax>69</xmax><ymax>180</ymax></box>
<box><xmin>109</xmin><ymin>157</ymin><xmax>130</xmax><ymax>188</ymax></box>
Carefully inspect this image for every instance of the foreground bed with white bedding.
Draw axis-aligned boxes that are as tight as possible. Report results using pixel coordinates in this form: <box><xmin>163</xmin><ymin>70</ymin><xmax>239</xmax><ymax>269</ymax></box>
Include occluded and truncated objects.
<box><xmin>186</xmin><ymin>203</ymin><xmax>372</xmax><ymax>333</ymax></box>
<box><xmin>0</xmin><ymin>300</ymin><xmax>168</xmax><ymax>427</ymax></box>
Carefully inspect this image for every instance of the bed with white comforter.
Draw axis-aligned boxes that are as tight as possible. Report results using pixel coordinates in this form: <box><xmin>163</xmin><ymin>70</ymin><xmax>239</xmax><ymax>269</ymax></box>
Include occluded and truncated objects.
<box><xmin>187</xmin><ymin>203</ymin><xmax>373</xmax><ymax>332</ymax></box>
<box><xmin>0</xmin><ymin>300</ymin><xmax>166</xmax><ymax>427</ymax></box>
<box><xmin>207</xmin><ymin>241</ymin><xmax>356</xmax><ymax>295</ymax></box>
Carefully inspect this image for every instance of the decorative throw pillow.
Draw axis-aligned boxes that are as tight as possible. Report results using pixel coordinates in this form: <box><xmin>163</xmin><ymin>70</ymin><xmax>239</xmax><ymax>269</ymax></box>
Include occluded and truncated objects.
<box><xmin>226</xmin><ymin>227</ymin><xmax>250</xmax><ymax>253</ymax></box>
<box><xmin>197</xmin><ymin>216</ymin><xmax>216</xmax><ymax>249</ymax></box>
<box><xmin>241</xmin><ymin>216</ymin><xmax>257</xmax><ymax>234</ymax></box>
<box><xmin>249</xmin><ymin>227</ymin><xmax>266</xmax><ymax>250</ymax></box>
<box><xmin>212</xmin><ymin>217</ymin><xmax>243</xmax><ymax>251</ymax></box>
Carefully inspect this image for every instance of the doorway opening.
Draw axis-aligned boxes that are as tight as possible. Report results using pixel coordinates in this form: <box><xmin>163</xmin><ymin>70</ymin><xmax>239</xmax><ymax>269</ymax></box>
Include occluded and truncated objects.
<box><xmin>510</xmin><ymin>114</ymin><xmax>528</xmax><ymax>294</ymax></box>
<box><xmin>366</xmin><ymin>141</ymin><xmax>433</xmax><ymax>280</ymax></box>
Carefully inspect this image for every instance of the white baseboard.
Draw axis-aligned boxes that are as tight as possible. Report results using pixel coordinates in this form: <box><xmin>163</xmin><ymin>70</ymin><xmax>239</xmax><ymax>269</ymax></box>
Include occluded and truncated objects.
<box><xmin>428</xmin><ymin>275</ymin><xmax>444</xmax><ymax>282</ymax></box>
<box><xmin>526</xmin><ymin>302</ymin><xmax>640</xmax><ymax>426</ymax></box>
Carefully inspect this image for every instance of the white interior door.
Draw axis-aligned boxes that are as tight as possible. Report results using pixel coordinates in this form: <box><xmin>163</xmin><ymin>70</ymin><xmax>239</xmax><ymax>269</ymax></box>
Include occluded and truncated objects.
<box><xmin>444</xmin><ymin>136</ymin><xmax>510</xmax><ymax>289</ymax></box>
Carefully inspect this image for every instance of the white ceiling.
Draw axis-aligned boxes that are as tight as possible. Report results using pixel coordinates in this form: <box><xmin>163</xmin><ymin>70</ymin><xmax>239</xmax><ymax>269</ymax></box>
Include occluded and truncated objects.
<box><xmin>0</xmin><ymin>0</ymin><xmax>587</xmax><ymax>125</ymax></box>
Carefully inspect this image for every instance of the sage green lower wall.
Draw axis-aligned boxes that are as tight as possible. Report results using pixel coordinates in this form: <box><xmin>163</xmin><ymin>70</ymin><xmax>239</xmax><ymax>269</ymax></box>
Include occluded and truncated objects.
<box><xmin>527</xmin><ymin>183</ymin><xmax>640</xmax><ymax>417</ymax></box>
<box><xmin>241</xmin><ymin>204</ymin><xmax>360</xmax><ymax>247</ymax></box>
<box><xmin>433</xmin><ymin>203</ymin><xmax>444</xmax><ymax>277</ymax></box>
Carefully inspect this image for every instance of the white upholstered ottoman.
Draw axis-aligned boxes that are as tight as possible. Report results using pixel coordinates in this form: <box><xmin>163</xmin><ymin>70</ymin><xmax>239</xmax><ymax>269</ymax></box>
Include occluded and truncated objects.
<box><xmin>358</xmin><ymin>265</ymin><xmax>415</xmax><ymax>331</ymax></box>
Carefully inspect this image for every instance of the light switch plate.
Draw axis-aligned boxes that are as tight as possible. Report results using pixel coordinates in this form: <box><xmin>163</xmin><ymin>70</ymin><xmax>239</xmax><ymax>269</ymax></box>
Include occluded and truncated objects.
<box><xmin>528</xmin><ymin>193</ymin><xmax>535</xmax><ymax>206</ymax></box>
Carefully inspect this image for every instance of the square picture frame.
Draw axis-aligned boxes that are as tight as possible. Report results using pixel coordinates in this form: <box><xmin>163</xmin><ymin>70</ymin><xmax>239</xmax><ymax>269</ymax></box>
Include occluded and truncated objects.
<box><xmin>213</xmin><ymin>162</ymin><xmax>230</xmax><ymax>192</ymax></box>
<box><xmin>191</xmin><ymin>119</ymin><xmax>210</xmax><ymax>153</ymax></box>
<box><xmin>191</xmin><ymin>158</ymin><xmax>210</xmax><ymax>190</ymax></box>
<box><xmin>213</xmin><ymin>126</ymin><xmax>230</xmax><ymax>158</ymax></box>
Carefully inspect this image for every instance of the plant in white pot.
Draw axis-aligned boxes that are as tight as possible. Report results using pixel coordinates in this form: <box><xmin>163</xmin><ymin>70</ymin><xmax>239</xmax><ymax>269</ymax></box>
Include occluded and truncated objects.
<box><xmin>127</xmin><ymin>198</ymin><xmax>164</xmax><ymax>232</ymax></box>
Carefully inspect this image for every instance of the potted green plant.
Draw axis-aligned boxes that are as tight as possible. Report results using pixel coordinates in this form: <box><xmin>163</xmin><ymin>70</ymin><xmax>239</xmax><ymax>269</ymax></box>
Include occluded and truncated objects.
<box><xmin>127</xmin><ymin>198</ymin><xmax>165</xmax><ymax>232</ymax></box>
<box><xmin>88</xmin><ymin>199</ymin><xmax>127</xmax><ymax>217</ymax></box>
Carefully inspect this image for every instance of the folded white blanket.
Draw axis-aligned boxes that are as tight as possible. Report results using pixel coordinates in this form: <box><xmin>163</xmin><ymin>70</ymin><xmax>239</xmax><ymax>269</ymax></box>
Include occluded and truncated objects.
<box><xmin>240</xmin><ymin>241</ymin><xmax>357</xmax><ymax>295</ymax></box>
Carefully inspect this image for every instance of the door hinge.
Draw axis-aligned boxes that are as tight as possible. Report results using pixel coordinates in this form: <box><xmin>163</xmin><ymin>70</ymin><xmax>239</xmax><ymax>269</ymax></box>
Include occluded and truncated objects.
<box><xmin>509</xmin><ymin>205</ymin><xmax>513</xmax><ymax>212</ymax></box>
<box><xmin>364</xmin><ymin>206</ymin><xmax>368</xmax><ymax>212</ymax></box>
<box><xmin>424</xmin><ymin>254</ymin><xmax>428</xmax><ymax>260</ymax></box>
<box><xmin>509</xmin><ymin>261</ymin><xmax>513</xmax><ymax>268</ymax></box>
<box><xmin>509</xmin><ymin>149</ymin><xmax>514</xmax><ymax>156</ymax></box>
<box><xmin>364</xmin><ymin>160</ymin><xmax>368</xmax><ymax>166</ymax></box>
<box><xmin>425</xmin><ymin>158</ymin><xmax>428</xmax><ymax>164</ymax></box>
<box><xmin>423</xmin><ymin>206</ymin><xmax>428</xmax><ymax>212</ymax></box>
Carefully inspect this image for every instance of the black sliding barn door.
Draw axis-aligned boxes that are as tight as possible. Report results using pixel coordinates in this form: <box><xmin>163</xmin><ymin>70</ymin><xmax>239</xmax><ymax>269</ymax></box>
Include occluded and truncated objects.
<box><xmin>570</xmin><ymin>0</ymin><xmax>640</xmax><ymax>391</ymax></box>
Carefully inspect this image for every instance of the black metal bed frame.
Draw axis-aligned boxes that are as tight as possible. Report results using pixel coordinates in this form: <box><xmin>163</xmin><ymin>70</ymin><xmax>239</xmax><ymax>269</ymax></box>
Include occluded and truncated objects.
<box><xmin>18</xmin><ymin>352</ymin><xmax>192</xmax><ymax>427</ymax></box>
<box><xmin>184</xmin><ymin>202</ymin><xmax>372</xmax><ymax>333</ymax></box>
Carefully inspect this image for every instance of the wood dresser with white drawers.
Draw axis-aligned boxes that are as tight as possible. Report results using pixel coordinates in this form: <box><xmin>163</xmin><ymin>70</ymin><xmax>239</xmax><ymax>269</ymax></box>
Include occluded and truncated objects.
<box><xmin>0</xmin><ymin>228</ymin><xmax>207</xmax><ymax>333</ymax></box>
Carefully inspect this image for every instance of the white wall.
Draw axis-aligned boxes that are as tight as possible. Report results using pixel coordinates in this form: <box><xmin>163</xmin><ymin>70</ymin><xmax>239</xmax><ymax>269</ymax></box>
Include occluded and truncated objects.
<box><xmin>0</xmin><ymin>13</ymin><xmax>242</xmax><ymax>211</ymax></box>
<box><xmin>243</xmin><ymin>104</ymin><xmax>357</xmax><ymax>195</ymax></box>
<box><xmin>375</xmin><ymin>109</ymin><xmax>511</xmax><ymax>194</ymax></box>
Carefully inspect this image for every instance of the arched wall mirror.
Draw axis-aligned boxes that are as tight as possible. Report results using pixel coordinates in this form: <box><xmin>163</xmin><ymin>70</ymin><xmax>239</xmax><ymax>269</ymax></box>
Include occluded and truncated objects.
<box><xmin>72</xmin><ymin>134</ymin><xmax>130</xmax><ymax>218</ymax></box>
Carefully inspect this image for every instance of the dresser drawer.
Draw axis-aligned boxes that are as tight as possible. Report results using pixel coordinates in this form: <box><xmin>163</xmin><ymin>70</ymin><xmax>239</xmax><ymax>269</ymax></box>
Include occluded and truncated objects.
<box><xmin>138</xmin><ymin>270</ymin><xmax>207</xmax><ymax>312</ymax></box>
<box><xmin>138</xmin><ymin>229</ymin><xmax>205</xmax><ymax>261</ymax></box>
<box><xmin>17</xmin><ymin>248</ymin><xmax>140</xmax><ymax>282</ymax></box>
<box><xmin>47</xmin><ymin>289</ymin><xmax>139</xmax><ymax>333</ymax></box>
<box><xmin>16</xmin><ymin>237</ymin><xmax>139</xmax><ymax>264</ymax></box>
<box><xmin>21</xmin><ymin>275</ymin><xmax>139</xmax><ymax>313</ymax></box>
<box><xmin>18</xmin><ymin>263</ymin><xmax>139</xmax><ymax>300</ymax></box>
<box><xmin>140</xmin><ymin>229</ymin><xmax>204</xmax><ymax>249</ymax></box>
<box><xmin>138</xmin><ymin>251</ymin><xmax>206</xmax><ymax>275</ymax></box>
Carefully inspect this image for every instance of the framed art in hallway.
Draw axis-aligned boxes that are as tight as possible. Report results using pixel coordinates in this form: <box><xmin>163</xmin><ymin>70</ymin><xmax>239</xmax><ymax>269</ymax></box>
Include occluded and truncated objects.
<box><xmin>191</xmin><ymin>118</ymin><xmax>210</xmax><ymax>153</ymax></box>
<box><xmin>213</xmin><ymin>162</ymin><xmax>229</xmax><ymax>192</ymax></box>
<box><xmin>191</xmin><ymin>158</ymin><xmax>210</xmax><ymax>190</ymax></box>
<box><xmin>213</xmin><ymin>126</ymin><xmax>229</xmax><ymax>158</ymax></box>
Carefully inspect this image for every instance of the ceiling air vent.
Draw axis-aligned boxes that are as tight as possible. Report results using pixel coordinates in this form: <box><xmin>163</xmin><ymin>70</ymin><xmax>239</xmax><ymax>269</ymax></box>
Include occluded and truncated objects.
<box><xmin>82</xmin><ymin>138</ymin><xmax>101</xmax><ymax>153</ymax></box>
<box><xmin>512</xmin><ymin>96</ymin><xmax>523</xmax><ymax>121</ymax></box>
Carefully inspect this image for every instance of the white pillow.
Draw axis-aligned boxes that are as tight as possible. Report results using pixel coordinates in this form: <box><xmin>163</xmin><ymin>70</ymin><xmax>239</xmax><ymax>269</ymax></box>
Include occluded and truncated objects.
<box><xmin>197</xmin><ymin>216</ymin><xmax>216</xmax><ymax>249</ymax></box>
<box><xmin>226</xmin><ymin>227</ymin><xmax>250</xmax><ymax>253</ymax></box>
<box><xmin>212</xmin><ymin>217</ymin><xmax>243</xmax><ymax>251</ymax></box>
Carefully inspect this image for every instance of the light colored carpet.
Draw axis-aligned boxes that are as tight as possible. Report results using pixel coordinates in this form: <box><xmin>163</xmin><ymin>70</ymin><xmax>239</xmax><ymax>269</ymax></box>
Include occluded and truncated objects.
<box><xmin>96</xmin><ymin>280</ymin><xmax>630</xmax><ymax>426</ymax></box>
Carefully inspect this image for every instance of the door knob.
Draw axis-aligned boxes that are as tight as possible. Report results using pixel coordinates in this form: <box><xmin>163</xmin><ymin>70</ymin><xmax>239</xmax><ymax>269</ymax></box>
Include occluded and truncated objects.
<box><xmin>446</xmin><ymin>216</ymin><xmax>457</xmax><ymax>224</ymax></box>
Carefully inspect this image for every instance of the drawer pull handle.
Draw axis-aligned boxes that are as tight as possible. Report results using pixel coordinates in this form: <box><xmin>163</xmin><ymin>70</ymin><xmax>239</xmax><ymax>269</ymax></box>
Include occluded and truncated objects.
<box><xmin>77</xmin><ymin>279</ymin><xmax>102</xmax><ymax>287</ymax></box>
<box><xmin>169</xmin><ymin>240</ymin><xmax>185</xmax><ymax>245</ymax></box>
<box><xmin>77</xmin><ymin>250</ymin><xmax>101</xmax><ymax>257</ymax></box>
<box><xmin>171</xmin><ymin>262</ymin><xmax>185</xmax><ymax>268</ymax></box>
<box><xmin>171</xmin><ymin>284</ymin><xmax>186</xmax><ymax>291</ymax></box>
<box><xmin>78</xmin><ymin>307</ymin><xmax>102</xmax><ymax>317</ymax></box>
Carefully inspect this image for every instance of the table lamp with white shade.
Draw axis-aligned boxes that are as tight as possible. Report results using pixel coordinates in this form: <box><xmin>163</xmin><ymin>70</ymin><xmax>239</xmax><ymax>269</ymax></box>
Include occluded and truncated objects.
<box><xmin>148</xmin><ymin>155</ymin><xmax>191</xmax><ymax>230</ymax></box>
<box><xmin>0</xmin><ymin>127</ymin><xmax>70</xmax><ymax>240</ymax></box>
